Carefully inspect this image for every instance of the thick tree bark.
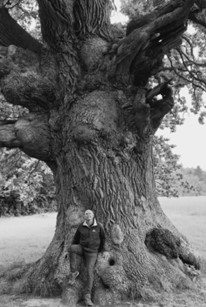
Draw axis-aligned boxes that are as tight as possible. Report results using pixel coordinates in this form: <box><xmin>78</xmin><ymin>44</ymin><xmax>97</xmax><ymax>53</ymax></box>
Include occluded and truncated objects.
<box><xmin>0</xmin><ymin>0</ymin><xmax>202</xmax><ymax>305</ymax></box>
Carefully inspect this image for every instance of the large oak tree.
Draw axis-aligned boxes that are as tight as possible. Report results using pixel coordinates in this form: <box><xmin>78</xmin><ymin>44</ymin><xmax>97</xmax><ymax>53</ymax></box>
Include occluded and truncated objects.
<box><xmin>0</xmin><ymin>0</ymin><xmax>206</xmax><ymax>305</ymax></box>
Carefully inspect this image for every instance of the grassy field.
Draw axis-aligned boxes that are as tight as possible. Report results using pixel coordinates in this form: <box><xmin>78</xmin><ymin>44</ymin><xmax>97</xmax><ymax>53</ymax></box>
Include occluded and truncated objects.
<box><xmin>0</xmin><ymin>212</ymin><xmax>56</xmax><ymax>267</ymax></box>
<box><xmin>160</xmin><ymin>196</ymin><xmax>206</xmax><ymax>259</ymax></box>
<box><xmin>0</xmin><ymin>196</ymin><xmax>206</xmax><ymax>306</ymax></box>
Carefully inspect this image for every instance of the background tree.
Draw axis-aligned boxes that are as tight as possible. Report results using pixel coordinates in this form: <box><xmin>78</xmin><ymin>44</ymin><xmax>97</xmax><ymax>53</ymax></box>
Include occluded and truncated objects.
<box><xmin>0</xmin><ymin>0</ymin><xmax>206</xmax><ymax>305</ymax></box>
<box><xmin>0</xmin><ymin>148</ymin><xmax>56</xmax><ymax>216</ymax></box>
<box><xmin>0</xmin><ymin>94</ymin><xmax>55</xmax><ymax>216</ymax></box>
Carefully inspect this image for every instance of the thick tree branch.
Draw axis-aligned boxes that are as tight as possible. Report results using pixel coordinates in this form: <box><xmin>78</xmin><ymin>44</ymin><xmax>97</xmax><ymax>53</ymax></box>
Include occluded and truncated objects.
<box><xmin>0</xmin><ymin>119</ymin><xmax>21</xmax><ymax>147</ymax></box>
<box><xmin>188</xmin><ymin>0</ymin><xmax>206</xmax><ymax>28</ymax></box>
<box><xmin>114</xmin><ymin>0</ymin><xmax>195</xmax><ymax>85</ymax></box>
<box><xmin>148</xmin><ymin>84</ymin><xmax>174</xmax><ymax>131</ymax></box>
<box><xmin>123</xmin><ymin>83</ymin><xmax>174</xmax><ymax>136</ymax></box>
<box><xmin>37</xmin><ymin>0</ymin><xmax>74</xmax><ymax>49</ymax></box>
<box><xmin>0</xmin><ymin>113</ymin><xmax>52</xmax><ymax>161</ymax></box>
<box><xmin>0</xmin><ymin>46</ymin><xmax>57</xmax><ymax>110</ymax></box>
<box><xmin>1</xmin><ymin>72</ymin><xmax>57</xmax><ymax>110</ymax></box>
<box><xmin>189</xmin><ymin>10</ymin><xmax>206</xmax><ymax>28</ymax></box>
<box><xmin>0</xmin><ymin>7</ymin><xmax>42</xmax><ymax>54</ymax></box>
<box><xmin>195</xmin><ymin>0</ymin><xmax>206</xmax><ymax>9</ymax></box>
<box><xmin>73</xmin><ymin>0</ymin><xmax>112</xmax><ymax>40</ymax></box>
<box><xmin>146</xmin><ymin>79</ymin><xmax>173</xmax><ymax>101</ymax></box>
<box><xmin>123</xmin><ymin>89</ymin><xmax>150</xmax><ymax>136</ymax></box>
<box><xmin>126</xmin><ymin>0</ymin><xmax>184</xmax><ymax>35</ymax></box>
<box><xmin>36</xmin><ymin>1</ymin><xmax>81</xmax><ymax>94</ymax></box>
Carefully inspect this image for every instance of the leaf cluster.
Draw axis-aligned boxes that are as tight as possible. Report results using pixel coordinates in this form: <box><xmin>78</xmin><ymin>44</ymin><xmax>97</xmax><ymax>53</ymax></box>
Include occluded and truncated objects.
<box><xmin>153</xmin><ymin>135</ymin><xmax>197</xmax><ymax>197</ymax></box>
<box><xmin>0</xmin><ymin>83</ymin><xmax>55</xmax><ymax>217</ymax></box>
<box><xmin>0</xmin><ymin>148</ymin><xmax>56</xmax><ymax>216</ymax></box>
<box><xmin>5</xmin><ymin>0</ymin><xmax>41</xmax><ymax>40</ymax></box>
<box><xmin>181</xmin><ymin>166</ymin><xmax>206</xmax><ymax>195</ymax></box>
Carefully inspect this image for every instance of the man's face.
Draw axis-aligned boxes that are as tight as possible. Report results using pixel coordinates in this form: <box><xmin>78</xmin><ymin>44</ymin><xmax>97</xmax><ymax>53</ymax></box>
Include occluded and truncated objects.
<box><xmin>84</xmin><ymin>210</ymin><xmax>94</xmax><ymax>222</ymax></box>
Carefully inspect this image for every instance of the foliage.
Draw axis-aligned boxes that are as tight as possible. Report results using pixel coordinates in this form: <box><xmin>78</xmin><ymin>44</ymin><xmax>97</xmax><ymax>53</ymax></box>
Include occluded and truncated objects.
<box><xmin>0</xmin><ymin>148</ymin><xmax>56</xmax><ymax>216</ymax></box>
<box><xmin>154</xmin><ymin>135</ymin><xmax>206</xmax><ymax>197</ymax></box>
<box><xmin>6</xmin><ymin>0</ymin><xmax>41</xmax><ymax>40</ymax></box>
<box><xmin>0</xmin><ymin>94</ymin><xmax>27</xmax><ymax>120</ymax></box>
<box><xmin>0</xmin><ymin>95</ymin><xmax>56</xmax><ymax>217</ymax></box>
<box><xmin>120</xmin><ymin>0</ymin><xmax>168</xmax><ymax>18</ymax></box>
<box><xmin>180</xmin><ymin>166</ymin><xmax>206</xmax><ymax>195</ymax></box>
<box><xmin>153</xmin><ymin>135</ymin><xmax>195</xmax><ymax>197</ymax></box>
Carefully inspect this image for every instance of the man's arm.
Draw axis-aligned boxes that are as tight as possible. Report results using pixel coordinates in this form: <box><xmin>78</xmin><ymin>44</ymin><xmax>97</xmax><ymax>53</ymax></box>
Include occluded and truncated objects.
<box><xmin>99</xmin><ymin>224</ymin><xmax>106</xmax><ymax>252</ymax></box>
<box><xmin>72</xmin><ymin>227</ymin><xmax>81</xmax><ymax>245</ymax></box>
<box><xmin>64</xmin><ymin>227</ymin><xmax>81</xmax><ymax>259</ymax></box>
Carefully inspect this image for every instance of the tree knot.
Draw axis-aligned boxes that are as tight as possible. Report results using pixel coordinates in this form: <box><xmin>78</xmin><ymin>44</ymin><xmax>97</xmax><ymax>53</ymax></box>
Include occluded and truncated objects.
<box><xmin>145</xmin><ymin>227</ymin><xmax>180</xmax><ymax>258</ymax></box>
<box><xmin>111</xmin><ymin>224</ymin><xmax>124</xmax><ymax>245</ymax></box>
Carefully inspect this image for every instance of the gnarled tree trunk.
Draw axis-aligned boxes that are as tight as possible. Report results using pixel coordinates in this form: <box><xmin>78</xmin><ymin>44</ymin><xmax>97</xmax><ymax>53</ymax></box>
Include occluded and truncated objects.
<box><xmin>0</xmin><ymin>0</ymin><xmax>201</xmax><ymax>305</ymax></box>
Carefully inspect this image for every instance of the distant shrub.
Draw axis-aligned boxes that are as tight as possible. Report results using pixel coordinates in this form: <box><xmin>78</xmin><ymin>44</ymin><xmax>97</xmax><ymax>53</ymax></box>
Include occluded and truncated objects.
<box><xmin>0</xmin><ymin>149</ymin><xmax>56</xmax><ymax>217</ymax></box>
<box><xmin>0</xmin><ymin>188</ymin><xmax>56</xmax><ymax>217</ymax></box>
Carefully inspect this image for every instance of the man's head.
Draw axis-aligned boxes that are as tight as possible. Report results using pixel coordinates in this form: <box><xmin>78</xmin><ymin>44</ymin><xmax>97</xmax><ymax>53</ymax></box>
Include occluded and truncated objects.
<box><xmin>84</xmin><ymin>210</ymin><xmax>94</xmax><ymax>223</ymax></box>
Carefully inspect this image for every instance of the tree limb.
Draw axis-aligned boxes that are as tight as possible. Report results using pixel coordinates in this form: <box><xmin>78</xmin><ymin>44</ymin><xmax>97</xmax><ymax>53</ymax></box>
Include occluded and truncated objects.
<box><xmin>0</xmin><ymin>119</ymin><xmax>21</xmax><ymax>147</ymax></box>
<box><xmin>36</xmin><ymin>1</ymin><xmax>81</xmax><ymax>93</ymax></box>
<box><xmin>195</xmin><ymin>0</ymin><xmax>206</xmax><ymax>9</ymax></box>
<box><xmin>148</xmin><ymin>85</ymin><xmax>174</xmax><ymax>131</ymax></box>
<box><xmin>176</xmin><ymin>47</ymin><xmax>206</xmax><ymax>88</ymax></box>
<box><xmin>1</xmin><ymin>72</ymin><xmax>57</xmax><ymax>110</ymax></box>
<box><xmin>166</xmin><ymin>53</ymin><xmax>206</xmax><ymax>92</ymax></box>
<box><xmin>146</xmin><ymin>79</ymin><xmax>173</xmax><ymax>101</ymax></box>
<box><xmin>73</xmin><ymin>0</ymin><xmax>112</xmax><ymax>40</ymax></box>
<box><xmin>0</xmin><ymin>113</ymin><xmax>52</xmax><ymax>161</ymax></box>
<box><xmin>0</xmin><ymin>46</ymin><xmax>57</xmax><ymax>110</ymax></box>
<box><xmin>123</xmin><ymin>83</ymin><xmax>174</xmax><ymax>136</ymax></box>
<box><xmin>114</xmin><ymin>0</ymin><xmax>195</xmax><ymax>84</ymax></box>
<box><xmin>182</xmin><ymin>35</ymin><xmax>195</xmax><ymax>58</ymax></box>
<box><xmin>37</xmin><ymin>0</ymin><xmax>74</xmax><ymax>49</ymax></box>
<box><xmin>126</xmin><ymin>0</ymin><xmax>184</xmax><ymax>35</ymax></box>
<box><xmin>189</xmin><ymin>10</ymin><xmax>206</xmax><ymax>28</ymax></box>
<box><xmin>0</xmin><ymin>7</ymin><xmax>42</xmax><ymax>54</ymax></box>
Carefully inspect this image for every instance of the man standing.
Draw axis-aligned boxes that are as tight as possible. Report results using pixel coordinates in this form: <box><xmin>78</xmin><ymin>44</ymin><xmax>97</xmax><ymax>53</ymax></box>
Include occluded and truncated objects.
<box><xmin>68</xmin><ymin>209</ymin><xmax>105</xmax><ymax>306</ymax></box>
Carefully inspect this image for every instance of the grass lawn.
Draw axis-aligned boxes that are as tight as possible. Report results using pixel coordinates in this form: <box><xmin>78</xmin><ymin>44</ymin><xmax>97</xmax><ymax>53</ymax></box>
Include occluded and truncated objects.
<box><xmin>0</xmin><ymin>196</ymin><xmax>206</xmax><ymax>306</ymax></box>
<box><xmin>160</xmin><ymin>196</ymin><xmax>206</xmax><ymax>260</ymax></box>
<box><xmin>0</xmin><ymin>212</ymin><xmax>56</xmax><ymax>267</ymax></box>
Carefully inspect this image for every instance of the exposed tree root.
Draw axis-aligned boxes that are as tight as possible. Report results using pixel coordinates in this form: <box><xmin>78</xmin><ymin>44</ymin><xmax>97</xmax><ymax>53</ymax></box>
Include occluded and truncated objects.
<box><xmin>0</xmin><ymin>218</ymin><xmax>202</xmax><ymax>306</ymax></box>
<box><xmin>0</xmin><ymin>239</ymin><xmax>202</xmax><ymax>307</ymax></box>
<box><xmin>145</xmin><ymin>227</ymin><xmax>201</xmax><ymax>270</ymax></box>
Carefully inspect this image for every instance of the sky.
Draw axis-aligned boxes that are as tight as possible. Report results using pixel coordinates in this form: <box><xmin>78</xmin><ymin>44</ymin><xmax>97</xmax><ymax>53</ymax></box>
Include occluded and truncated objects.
<box><xmin>111</xmin><ymin>1</ymin><xmax>206</xmax><ymax>171</ymax></box>
<box><xmin>157</xmin><ymin>113</ymin><xmax>206</xmax><ymax>171</ymax></box>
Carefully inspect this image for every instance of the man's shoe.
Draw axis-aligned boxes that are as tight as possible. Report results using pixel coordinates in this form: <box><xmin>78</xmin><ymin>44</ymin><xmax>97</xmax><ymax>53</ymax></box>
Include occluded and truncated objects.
<box><xmin>67</xmin><ymin>271</ymin><xmax>79</xmax><ymax>285</ymax></box>
<box><xmin>84</xmin><ymin>293</ymin><xmax>94</xmax><ymax>306</ymax></box>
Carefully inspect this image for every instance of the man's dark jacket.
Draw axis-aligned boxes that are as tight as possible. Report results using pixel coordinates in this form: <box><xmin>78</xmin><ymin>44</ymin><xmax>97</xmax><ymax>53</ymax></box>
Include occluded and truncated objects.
<box><xmin>72</xmin><ymin>219</ymin><xmax>105</xmax><ymax>253</ymax></box>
